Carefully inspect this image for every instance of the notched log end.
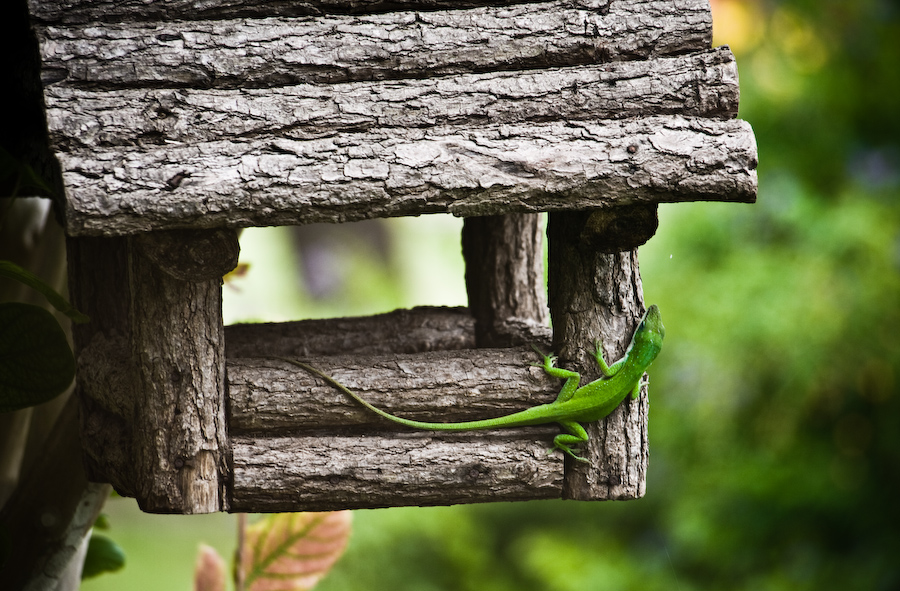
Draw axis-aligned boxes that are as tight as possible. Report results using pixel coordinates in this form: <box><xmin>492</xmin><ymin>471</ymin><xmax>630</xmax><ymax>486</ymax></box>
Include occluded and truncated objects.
<box><xmin>581</xmin><ymin>205</ymin><xmax>660</xmax><ymax>253</ymax></box>
<box><xmin>132</xmin><ymin>228</ymin><xmax>240</xmax><ymax>281</ymax></box>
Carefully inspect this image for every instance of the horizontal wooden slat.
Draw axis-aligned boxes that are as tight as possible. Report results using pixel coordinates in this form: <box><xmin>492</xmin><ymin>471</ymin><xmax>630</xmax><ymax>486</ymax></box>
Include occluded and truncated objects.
<box><xmin>35</xmin><ymin>1</ymin><xmax>711</xmax><ymax>89</ymax></box>
<box><xmin>230</xmin><ymin>432</ymin><xmax>564</xmax><ymax>512</ymax></box>
<box><xmin>225</xmin><ymin>306</ymin><xmax>481</xmax><ymax>358</ymax></box>
<box><xmin>46</xmin><ymin>48</ymin><xmax>739</xmax><ymax>151</ymax></box>
<box><xmin>228</xmin><ymin>348</ymin><xmax>558</xmax><ymax>433</ymax></box>
<box><xmin>59</xmin><ymin>115</ymin><xmax>757</xmax><ymax>235</ymax></box>
<box><xmin>28</xmin><ymin>0</ymin><xmax>556</xmax><ymax>24</ymax></box>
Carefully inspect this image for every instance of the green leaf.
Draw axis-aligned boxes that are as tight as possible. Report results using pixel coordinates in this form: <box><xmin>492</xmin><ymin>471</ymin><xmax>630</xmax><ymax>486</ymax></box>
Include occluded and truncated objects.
<box><xmin>0</xmin><ymin>261</ymin><xmax>89</xmax><ymax>324</ymax></box>
<box><xmin>81</xmin><ymin>532</ymin><xmax>126</xmax><ymax>579</ymax></box>
<box><xmin>93</xmin><ymin>514</ymin><xmax>111</xmax><ymax>531</ymax></box>
<box><xmin>242</xmin><ymin>512</ymin><xmax>352</xmax><ymax>591</ymax></box>
<box><xmin>0</xmin><ymin>302</ymin><xmax>76</xmax><ymax>413</ymax></box>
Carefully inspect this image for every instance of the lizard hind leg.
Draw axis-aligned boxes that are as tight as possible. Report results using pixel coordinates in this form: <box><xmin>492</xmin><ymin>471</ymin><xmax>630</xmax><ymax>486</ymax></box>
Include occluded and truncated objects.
<box><xmin>551</xmin><ymin>421</ymin><xmax>591</xmax><ymax>463</ymax></box>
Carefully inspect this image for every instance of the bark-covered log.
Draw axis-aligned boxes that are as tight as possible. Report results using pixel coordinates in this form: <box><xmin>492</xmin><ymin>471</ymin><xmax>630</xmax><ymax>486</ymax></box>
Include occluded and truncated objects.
<box><xmin>548</xmin><ymin>215</ymin><xmax>649</xmax><ymax>500</ymax></box>
<box><xmin>228</xmin><ymin>348</ymin><xmax>558</xmax><ymax>433</ymax></box>
<box><xmin>35</xmin><ymin>0</ymin><xmax>754</xmax><ymax>513</ymax></box>
<box><xmin>230</xmin><ymin>431</ymin><xmax>564</xmax><ymax>512</ymax></box>
<box><xmin>45</xmin><ymin>47</ymin><xmax>739</xmax><ymax>151</ymax></box>
<box><xmin>463</xmin><ymin>214</ymin><xmax>549</xmax><ymax>346</ymax></box>
<box><xmin>133</xmin><ymin>228</ymin><xmax>240</xmax><ymax>282</ymax></box>
<box><xmin>225</xmin><ymin>306</ymin><xmax>480</xmax><ymax>358</ymax></box>
<box><xmin>34</xmin><ymin>1</ymin><xmax>711</xmax><ymax>89</ymax></box>
<box><xmin>28</xmin><ymin>0</ymin><xmax>595</xmax><ymax>24</ymax></box>
<box><xmin>128</xmin><ymin>233</ymin><xmax>229</xmax><ymax>513</ymax></box>
<box><xmin>66</xmin><ymin>237</ymin><xmax>137</xmax><ymax>494</ymax></box>
<box><xmin>59</xmin><ymin>116</ymin><xmax>757</xmax><ymax>236</ymax></box>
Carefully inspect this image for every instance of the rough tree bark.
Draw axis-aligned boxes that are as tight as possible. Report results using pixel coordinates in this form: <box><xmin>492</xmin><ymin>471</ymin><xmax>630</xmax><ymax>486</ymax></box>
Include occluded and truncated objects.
<box><xmin>548</xmin><ymin>212</ymin><xmax>649</xmax><ymax>499</ymax></box>
<box><xmin>462</xmin><ymin>214</ymin><xmax>549</xmax><ymax>347</ymax></box>
<box><xmin>127</xmin><ymin>231</ymin><xmax>234</xmax><ymax>513</ymax></box>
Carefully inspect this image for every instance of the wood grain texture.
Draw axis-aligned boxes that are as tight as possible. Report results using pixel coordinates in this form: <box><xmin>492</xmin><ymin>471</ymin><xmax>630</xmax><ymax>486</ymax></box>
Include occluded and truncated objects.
<box><xmin>225</xmin><ymin>306</ymin><xmax>480</xmax><ymax>358</ymax></box>
<box><xmin>34</xmin><ymin>1</ymin><xmax>711</xmax><ymax>89</ymax></box>
<box><xmin>58</xmin><ymin>116</ymin><xmax>756</xmax><ymax>236</ymax></box>
<box><xmin>45</xmin><ymin>48</ymin><xmax>739</xmax><ymax>151</ymax></box>
<box><xmin>228</xmin><ymin>348</ymin><xmax>558</xmax><ymax>433</ymax></box>
<box><xmin>230</xmin><ymin>432</ymin><xmax>564</xmax><ymax>512</ymax></box>
<box><xmin>228</xmin><ymin>348</ymin><xmax>574</xmax><ymax>510</ymax></box>
<box><xmin>28</xmin><ymin>0</ymin><xmax>599</xmax><ymax>24</ymax></box>
<box><xmin>38</xmin><ymin>0</ymin><xmax>753</xmax><ymax>511</ymax></box>
<box><xmin>548</xmin><ymin>215</ymin><xmax>648</xmax><ymax>500</ymax></box>
<box><xmin>463</xmin><ymin>214</ymin><xmax>549</xmax><ymax>346</ymax></box>
<box><xmin>129</xmin><ymin>234</ymin><xmax>229</xmax><ymax>513</ymax></box>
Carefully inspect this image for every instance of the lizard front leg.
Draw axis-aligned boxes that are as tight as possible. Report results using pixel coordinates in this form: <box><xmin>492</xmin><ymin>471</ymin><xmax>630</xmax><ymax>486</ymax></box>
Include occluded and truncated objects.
<box><xmin>593</xmin><ymin>339</ymin><xmax>626</xmax><ymax>377</ymax></box>
<box><xmin>532</xmin><ymin>345</ymin><xmax>581</xmax><ymax>403</ymax></box>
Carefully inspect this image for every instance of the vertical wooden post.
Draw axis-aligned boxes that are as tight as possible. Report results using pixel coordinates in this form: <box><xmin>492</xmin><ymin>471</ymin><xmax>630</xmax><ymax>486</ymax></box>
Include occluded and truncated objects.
<box><xmin>128</xmin><ymin>229</ymin><xmax>237</xmax><ymax>513</ymax></box>
<box><xmin>462</xmin><ymin>213</ymin><xmax>548</xmax><ymax>347</ymax></box>
<box><xmin>547</xmin><ymin>207</ymin><xmax>657</xmax><ymax>500</ymax></box>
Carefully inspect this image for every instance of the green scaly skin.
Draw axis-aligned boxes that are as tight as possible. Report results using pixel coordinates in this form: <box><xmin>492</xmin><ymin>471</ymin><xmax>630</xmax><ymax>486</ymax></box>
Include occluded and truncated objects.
<box><xmin>283</xmin><ymin>305</ymin><xmax>664</xmax><ymax>462</ymax></box>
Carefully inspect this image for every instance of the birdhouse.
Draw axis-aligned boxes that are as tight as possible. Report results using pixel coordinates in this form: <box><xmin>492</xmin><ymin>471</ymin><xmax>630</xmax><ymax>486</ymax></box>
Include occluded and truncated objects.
<box><xmin>26</xmin><ymin>0</ymin><xmax>756</xmax><ymax>513</ymax></box>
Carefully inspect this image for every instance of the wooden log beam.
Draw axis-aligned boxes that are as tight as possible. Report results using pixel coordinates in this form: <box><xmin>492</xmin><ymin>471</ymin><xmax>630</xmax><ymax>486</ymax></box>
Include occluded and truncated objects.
<box><xmin>28</xmin><ymin>0</ymin><xmax>612</xmax><ymax>24</ymax></box>
<box><xmin>462</xmin><ymin>214</ymin><xmax>549</xmax><ymax>347</ymax></box>
<box><xmin>44</xmin><ymin>47</ymin><xmax>740</xmax><ymax>151</ymax></box>
<box><xmin>548</xmin><ymin>214</ymin><xmax>648</xmax><ymax>501</ymax></box>
<box><xmin>33</xmin><ymin>1</ymin><xmax>711</xmax><ymax>88</ymax></box>
<box><xmin>224</xmin><ymin>306</ymin><xmax>480</xmax><ymax>359</ymax></box>
<box><xmin>58</xmin><ymin>115</ymin><xmax>756</xmax><ymax>236</ymax></box>
<box><xmin>228</xmin><ymin>348</ymin><xmax>557</xmax><ymax>433</ymax></box>
<box><xmin>230</xmin><ymin>432</ymin><xmax>564</xmax><ymax>512</ymax></box>
<box><xmin>127</xmin><ymin>231</ymin><xmax>233</xmax><ymax>513</ymax></box>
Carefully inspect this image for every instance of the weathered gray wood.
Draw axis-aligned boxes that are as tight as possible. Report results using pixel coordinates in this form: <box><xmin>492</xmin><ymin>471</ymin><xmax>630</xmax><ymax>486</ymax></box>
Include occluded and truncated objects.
<box><xmin>34</xmin><ymin>1</ymin><xmax>711</xmax><ymax>89</ymax></box>
<box><xmin>463</xmin><ymin>214</ymin><xmax>549</xmax><ymax>347</ymax></box>
<box><xmin>129</xmin><ymin>233</ymin><xmax>229</xmax><ymax>513</ymax></box>
<box><xmin>225</xmin><ymin>306</ymin><xmax>479</xmax><ymax>358</ymax></box>
<box><xmin>230</xmin><ymin>432</ymin><xmax>564</xmax><ymax>512</ymax></box>
<box><xmin>28</xmin><ymin>0</ymin><xmax>574</xmax><ymax>24</ymax></box>
<box><xmin>59</xmin><ymin>116</ymin><xmax>757</xmax><ymax>236</ymax></box>
<box><xmin>133</xmin><ymin>228</ymin><xmax>239</xmax><ymax>282</ymax></box>
<box><xmin>229</xmin><ymin>348</ymin><xmax>556</xmax><ymax>433</ymax></box>
<box><xmin>37</xmin><ymin>0</ymin><xmax>753</xmax><ymax>513</ymax></box>
<box><xmin>548</xmin><ymin>213</ymin><xmax>648</xmax><ymax>500</ymax></box>
<box><xmin>45</xmin><ymin>48</ymin><xmax>739</xmax><ymax>151</ymax></box>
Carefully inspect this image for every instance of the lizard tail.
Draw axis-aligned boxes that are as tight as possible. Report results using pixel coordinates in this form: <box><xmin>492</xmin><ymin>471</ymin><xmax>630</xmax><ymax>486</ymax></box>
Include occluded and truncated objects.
<box><xmin>283</xmin><ymin>358</ymin><xmax>547</xmax><ymax>431</ymax></box>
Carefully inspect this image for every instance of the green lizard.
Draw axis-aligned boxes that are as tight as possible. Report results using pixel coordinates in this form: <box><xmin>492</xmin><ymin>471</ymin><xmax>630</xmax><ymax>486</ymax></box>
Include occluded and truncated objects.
<box><xmin>284</xmin><ymin>305</ymin><xmax>664</xmax><ymax>462</ymax></box>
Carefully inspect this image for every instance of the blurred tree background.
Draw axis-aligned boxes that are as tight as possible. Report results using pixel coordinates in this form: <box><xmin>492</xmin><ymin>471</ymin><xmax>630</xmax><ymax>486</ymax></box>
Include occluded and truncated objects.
<box><xmin>83</xmin><ymin>0</ymin><xmax>900</xmax><ymax>589</ymax></box>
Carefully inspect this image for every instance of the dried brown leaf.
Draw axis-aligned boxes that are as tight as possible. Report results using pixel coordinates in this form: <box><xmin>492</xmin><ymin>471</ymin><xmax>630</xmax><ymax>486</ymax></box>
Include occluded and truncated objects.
<box><xmin>243</xmin><ymin>512</ymin><xmax>352</xmax><ymax>591</ymax></box>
